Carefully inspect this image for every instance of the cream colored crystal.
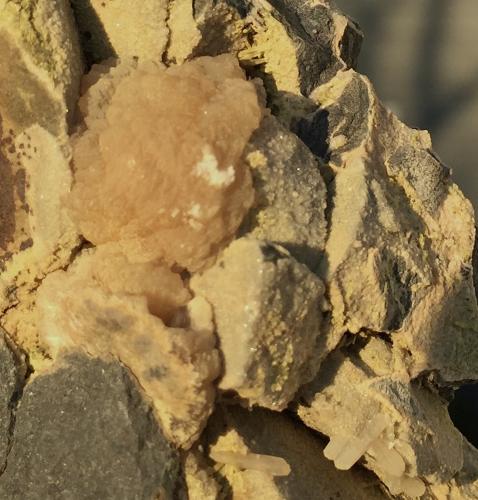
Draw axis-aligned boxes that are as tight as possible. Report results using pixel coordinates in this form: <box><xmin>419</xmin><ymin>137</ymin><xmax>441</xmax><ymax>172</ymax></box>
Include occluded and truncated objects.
<box><xmin>324</xmin><ymin>414</ymin><xmax>388</xmax><ymax>470</ymax></box>
<box><xmin>209</xmin><ymin>450</ymin><xmax>291</xmax><ymax>477</ymax></box>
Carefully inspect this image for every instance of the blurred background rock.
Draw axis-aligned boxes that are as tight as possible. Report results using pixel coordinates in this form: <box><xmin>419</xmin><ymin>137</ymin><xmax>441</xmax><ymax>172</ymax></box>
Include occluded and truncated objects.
<box><xmin>334</xmin><ymin>0</ymin><xmax>478</xmax><ymax>213</ymax></box>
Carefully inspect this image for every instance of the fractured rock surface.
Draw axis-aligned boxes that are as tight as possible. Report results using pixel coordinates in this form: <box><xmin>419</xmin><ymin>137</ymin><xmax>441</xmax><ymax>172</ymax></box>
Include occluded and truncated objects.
<box><xmin>297</xmin><ymin>342</ymin><xmax>463</xmax><ymax>496</ymax></box>
<box><xmin>0</xmin><ymin>0</ymin><xmax>82</xmax><ymax>330</ymax></box>
<box><xmin>0</xmin><ymin>354</ymin><xmax>182</xmax><ymax>499</ymax></box>
<box><xmin>191</xmin><ymin>237</ymin><xmax>326</xmax><ymax>409</ymax></box>
<box><xmin>298</xmin><ymin>69</ymin><xmax>478</xmax><ymax>382</ymax></box>
<box><xmin>70</xmin><ymin>0</ymin><xmax>169</xmax><ymax>65</ymax></box>
<box><xmin>0</xmin><ymin>0</ymin><xmax>82</xmax><ymax>134</ymax></box>
<box><xmin>202</xmin><ymin>405</ymin><xmax>388</xmax><ymax>499</ymax></box>
<box><xmin>0</xmin><ymin>125</ymin><xmax>79</xmax><ymax>315</ymax></box>
<box><xmin>242</xmin><ymin>115</ymin><xmax>328</xmax><ymax>272</ymax></box>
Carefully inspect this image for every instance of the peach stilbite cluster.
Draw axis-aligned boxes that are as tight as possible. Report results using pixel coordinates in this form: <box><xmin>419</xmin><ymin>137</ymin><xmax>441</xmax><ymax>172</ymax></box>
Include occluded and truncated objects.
<box><xmin>68</xmin><ymin>55</ymin><xmax>263</xmax><ymax>271</ymax></box>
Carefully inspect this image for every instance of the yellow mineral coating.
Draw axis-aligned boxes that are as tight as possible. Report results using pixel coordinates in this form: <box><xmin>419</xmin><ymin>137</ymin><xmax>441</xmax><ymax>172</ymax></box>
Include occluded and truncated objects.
<box><xmin>0</xmin><ymin>0</ymin><xmax>82</xmax><ymax>133</ymax></box>
<box><xmin>239</xmin><ymin>7</ymin><xmax>299</xmax><ymax>95</ymax></box>
<box><xmin>70</xmin><ymin>0</ymin><xmax>169</xmax><ymax>63</ymax></box>
<box><xmin>166</xmin><ymin>0</ymin><xmax>202</xmax><ymax>63</ymax></box>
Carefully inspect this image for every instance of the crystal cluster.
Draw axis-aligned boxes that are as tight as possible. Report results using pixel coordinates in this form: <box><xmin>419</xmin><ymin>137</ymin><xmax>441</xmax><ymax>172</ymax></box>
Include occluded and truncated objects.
<box><xmin>68</xmin><ymin>55</ymin><xmax>262</xmax><ymax>271</ymax></box>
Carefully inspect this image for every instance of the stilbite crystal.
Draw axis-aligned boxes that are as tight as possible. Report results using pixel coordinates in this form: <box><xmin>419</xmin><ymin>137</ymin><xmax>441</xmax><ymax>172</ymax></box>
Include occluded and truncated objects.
<box><xmin>209</xmin><ymin>450</ymin><xmax>291</xmax><ymax>477</ymax></box>
<box><xmin>68</xmin><ymin>55</ymin><xmax>263</xmax><ymax>271</ymax></box>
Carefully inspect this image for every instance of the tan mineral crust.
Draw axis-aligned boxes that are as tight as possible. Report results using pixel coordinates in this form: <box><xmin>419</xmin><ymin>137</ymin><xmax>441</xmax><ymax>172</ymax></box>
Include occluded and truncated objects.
<box><xmin>1</xmin><ymin>0</ymin><xmax>478</xmax><ymax>498</ymax></box>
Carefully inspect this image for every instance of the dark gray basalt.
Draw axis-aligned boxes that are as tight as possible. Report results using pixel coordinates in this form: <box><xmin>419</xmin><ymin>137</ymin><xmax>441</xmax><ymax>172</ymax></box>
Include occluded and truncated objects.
<box><xmin>241</xmin><ymin>115</ymin><xmax>328</xmax><ymax>272</ymax></box>
<box><xmin>0</xmin><ymin>354</ymin><xmax>182</xmax><ymax>500</ymax></box>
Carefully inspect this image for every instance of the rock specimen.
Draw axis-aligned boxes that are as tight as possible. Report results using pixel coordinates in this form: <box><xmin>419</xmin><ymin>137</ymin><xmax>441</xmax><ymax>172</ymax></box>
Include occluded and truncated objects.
<box><xmin>0</xmin><ymin>0</ymin><xmax>82</xmax><ymax>134</ymax></box>
<box><xmin>168</xmin><ymin>0</ymin><xmax>363</xmax><ymax>123</ymax></box>
<box><xmin>68</xmin><ymin>55</ymin><xmax>262</xmax><ymax>271</ymax></box>
<box><xmin>0</xmin><ymin>354</ymin><xmax>182</xmax><ymax>499</ymax></box>
<box><xmin>0</xmin><ymin>126</ymin><xmax>79</xmax><ymax>315</ymax></box>
<box><xmin>242</xmin><ymin>115</ymin><xmax>328</xmax><ymax>271</ymax></box>
<box><xmin>297</xmin><ymin>342</ymin><xmax>463</xmax><ymax>496</ymax></box>
<box><xmin>0</xmin><ymin>0</ymin><xmax>477</xmax><ymax>498</ymax></box>
<box><xmin>191</xmin><ymin>237</ymin><xmax>326</xmax><ymax>409</ymax></box>
<box><xmin>0</xmin><ymin>0</ymin><xmax>82</xmax><ymax>317</ymax></box>
<box><xmin>297</xmin><ymin>69</ymin><xmax>478</xmax><ymax>382</ymax></box>
<box><xmin>36</xmin><ymin>247</ymin><xmax>220</xmax><ymax>448</ymax></box>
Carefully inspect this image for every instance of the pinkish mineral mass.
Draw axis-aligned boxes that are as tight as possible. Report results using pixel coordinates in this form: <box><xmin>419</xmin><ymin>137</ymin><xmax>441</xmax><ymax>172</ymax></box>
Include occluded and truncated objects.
<box><xmin>68</xmin><ymin>55</ymin><xmax>263</xmax><ymax>271</ymax></box>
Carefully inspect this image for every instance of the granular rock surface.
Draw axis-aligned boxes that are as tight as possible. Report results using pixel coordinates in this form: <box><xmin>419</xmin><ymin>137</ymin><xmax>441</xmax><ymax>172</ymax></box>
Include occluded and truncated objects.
<box><xmin>0</xmin><ymin>354</ymin><xmax>182</xmax><ymax>499</ymax></box>
<box><xmin>0</xmin><ymin>0</ymin><xmax>478</xmax><ymax>499</ymax></box>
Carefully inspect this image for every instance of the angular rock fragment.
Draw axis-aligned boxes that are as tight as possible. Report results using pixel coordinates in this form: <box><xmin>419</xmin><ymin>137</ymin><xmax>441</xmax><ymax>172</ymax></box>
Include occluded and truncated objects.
<box><xmin>0</xmin><ymin>354</ymin><xmax>182</xmax><ymax>499</ymax></box>
<box><xmin>201</xmin><ymin>405</ymin><xmax>387</xmax><ymax>500</ymax></box>
<box><xmin>0</xmin><ymin>0</ymin><xmax>82</xmax><ymax>134</ymax></box>
<box><xmin>69</xmin><ymin>55</ymin><xmax>262</xmax><ymax>271</ymax></box>
<box><xmin>70</xmin><ymin>0</ymin><xmax>169</xmax><ymax>65</ymax></box>
<box><xmin>36</xmin><ymin>247</ymin><xmax>221</xmax><ymax>448</ymax></box>
<box><xmin>297</xmin><ymin>68</ymin><xmax>478</xmax><ymax>382</ymax></box>
<box><xmin>242</xmin><ymin>115</ymin><xmax>327</xmax><ymax>271</ymax></box>
<box><xmin>296</xmin><ymin>341</ymin><xmax>465</xmax><ymax>497</ymax></box>
<box><xmin>191</xmin><ymin>237</ymin><xmax>326</xmax><ymax>409</ymax></box>
<box><xmin>167</xmin><ymin>0</ymin><xmax>362</xmax><ymax>123</ymax></box>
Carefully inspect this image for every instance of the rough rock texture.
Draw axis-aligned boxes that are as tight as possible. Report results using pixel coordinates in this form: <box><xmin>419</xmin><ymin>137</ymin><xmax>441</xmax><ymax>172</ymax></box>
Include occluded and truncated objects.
<box><xmin>0</xmin><ymin>354</ymin><xmax>182</xmax><ymax>499</ymax></box>
<box><xmin>0</xmin><ymin>330</ymin><xmax>26</xmax><ymax>473</ymax></box>
<box><xmin>297</xmin><ymin>341</ymin><xmax>464</xmax><ymax>496</ymax></box>
<box><xmin>75</xmin><ymin>0</ymin><xmax>361</xmax><ymax>111</ymax></box>
<box><xmin>0</xmin><ymin>0</ymin><xmax>478</xmax><ymax>497</ymax></box>
<box><xmin>70</xmin><ymin>0</ymin><xmax>169</xmax><ymax>65</ymax></box>
<box><xmin>69</xmin><ymin>55</ymin><xmax>262</xmax><ymax>271</ymax></box>
<box><xmin>36</xmin><ymin>247</ymin><xmax>221</xmax><ymax>448</ymax></box>
<box><xmin>0</xmin><ymin>126</ymin><xmax>79</xmax><ymax>315</ymax></box>
<box><xmin>201</xmin><ymin>405</ymin><xmax>388</xmax><ymax>499</ymax></box>
<box><xmin>241</xmin><ymin>114</ymin><xmax>328</xmax><ymax>272</ymax></box>
<box><xmin>0</xmin><ymin>0</ymin><xmax>82</xmax><ymax>134</ymax></box>
<box><xmin>296</xmin><ymin>69</ymin><xmax>478</xmax><ymax>382</ymax></box>
<box><xmin>183</xmin><ymin>448</ymin><xmax>221</xmax><ymax>500</ymax></box>
<box><xmin>166</xmin><ymin>0</ymin><xmax>363</xmax><ymax>123</ymax></box>
<box><xmin>0</xmin><ymin>0</ymin><xmax>81</xmax><ymax>346</ymax></box>
<box><xmin>191</xmin><ymin>237</ymin><xmax>325</xmax><ymax>409</ymax></box>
